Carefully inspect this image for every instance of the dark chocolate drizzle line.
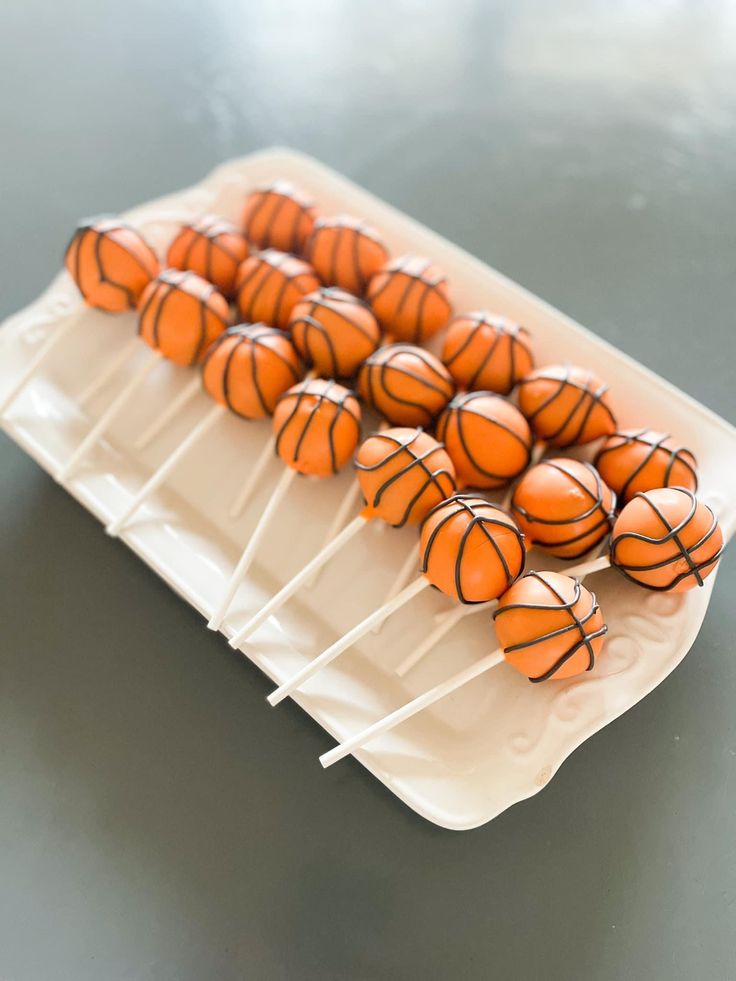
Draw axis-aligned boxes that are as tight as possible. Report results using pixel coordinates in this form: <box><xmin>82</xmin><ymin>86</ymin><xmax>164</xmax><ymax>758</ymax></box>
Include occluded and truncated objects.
<box><xmin>360</xmin><ymin>344</ymin><xmax>454</xmax><ymax>426</ymax></box>
<box><xmin>493</xmin><ymin>572</ymin><xmax>607</xmax><ymax>682</ymax></box>
<box><xmin>610</xmin><ymin>487</ymin><xmax>723</xmax><ymax>591</ymax></box>
<box><xmin>368</xmin><ymin>257</ymin><xmax>450</xmax><ymax>343</ymax></box>
<box><xmin>291</xmin><ymin>289</ymin><xmax>376</xmax><ymax>377</ymax></box>
<box><xmin>354</xmin><ymin>428</ymin><xmax>456</xmax><ymax>528</ymax></box>
<box><xmin>519</xmin><ymin>365</ymin><xmax>616</xmax><ymax>446</ymax></box>
<box><xmin>595</xmin><ymin>429</ymin><xmax>698</xmax><ymax>500</ymax></box>
<box><xmin>443</xmin><ymin>313</ymin><xmax>533</xmax><ymax>393</ymax></box>
<box><xmin>436</xmin><ymin>391</ymin><xmax>533</xmax><ymax>482</ymax></box>
<box><xmin>419</xmin><ymin>494</ymin><xmax>525</xmax><ymax>604</ymax></box>
<box><xmin>274</xmin><ymin>379</ymin><xmax>361</xmax><ymax>475</ymax></box>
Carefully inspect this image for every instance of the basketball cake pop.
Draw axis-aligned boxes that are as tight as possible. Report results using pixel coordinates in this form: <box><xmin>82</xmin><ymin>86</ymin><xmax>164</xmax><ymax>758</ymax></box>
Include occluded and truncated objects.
<box><xmin>138</xmin><ymin>269</ymin><xmax>230</xmax><ymax>365</ymax></box>
<box><xmin>367</xmin><ymin>256</ymin><xmax>452</xmax><ymax>343</ymax></box>
<box><xmin>358</xmin><ymin>343</ymin><xmax>455</xmax><ymax>427</ymax></box>
<box><xmin>518</xmin><ymin>364</ymin><xmax>617</xmax><ymax>447</ymax></box>
<box><xmin>595</xmin><ymin>429</ymin><xmax>698</xmax><ymax>504</ymax></box>
<box><xmin>242</xmin><ymin>181</ymin><xmax>317</xmax><ymax>254</ymax></box>
<box><xmin>288</xmin><ymin>287</ymin><xmax>381</xmax><ymax>379</ymax></box>
<box><xmin>442</xmin><ymin>313</ymin><xmax>534</xmax><ymax>395</ymax></box>
<box><xmin>305</xmin><ymin>215</ymin><xmax>390</xmax><ymax>295</ymax></box>
<box><xmin>166</xmin><ymin>215</ymin><xmax>248</xmax><ymax>297</ymax></box>
<box><xmin>235</xmin><ymin>249</ymin><xmax>321</xmax><ymax>330</ymax></box>
<box><xmin>510</xmin><ymin>459</ymin><xmax>616</xmax><ymax>559</ymax></box>
<box><xmin>436</xmin><ymin>392</ymin><xmax>533</xmax><ymax>490</ymax></box>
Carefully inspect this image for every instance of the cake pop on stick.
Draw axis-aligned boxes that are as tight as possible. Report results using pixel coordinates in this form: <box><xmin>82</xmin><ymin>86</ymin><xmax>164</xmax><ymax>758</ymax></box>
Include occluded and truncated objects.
<box><xmin>208</xmin><ymin>378</ymin><xmax>362</xmax><ymax>631</ymax></box>
<box><xmin>441</xmin><ymin>313</ymin><xmax>534</xmax><ymax>395</ymax></box>
<box><xmin>288</xmin><ymin>287</ymin><xmax>381</xmax><ymax>379</ymax></box>
<box><xmin>594</xmin><ymin>429</ymin><xmax>698</xmax><ymax>504</ymax></box>
<box><xmin>242</xmin><ymin>181</ymin><xmax>317</xmax><ymax>255</ymax></box>
<box><xmin>226</xmin><ymin>427</ymin><xmax>456</xmax><ymax>649</ymax></box>
<box><xmin>266</xmin><ymin>495</ymin><xmax>525</xmax><ymax>706</ymax></box>
<box><xmin>0</xmin><ymin>217</ymin><xmax>159</xmax><ymax>417</ymax></box>
<box><xmin>358</xmin><ymin>344</ymin><xmax>455</xmax><ymax>427</ymax></box>
<box><xmin>106</xmin><ymin>324</ymin><xmax>303</xmax><ymax>536</ymax></box>
<box><xmin>320</xmin><ymin>571</ymin><xmax>606</xmax><ymax>768</ymax></box>
<box><xmin>305</xmin><ymin>216</ymin><xmax>389</xmax><ymax>295</ymax></box>
<box><xmin>167</xmin><ymin>214</ymin><xmax>248</xmax><ymax>297</ymax></box>
<box><xmin>56</xmin><ymin>269</ymin><xmax>229</xmax><ymax>482</ymax></box>
<box><xmin>518</xmin><ymin>364</ymin><xmax>617</xmax><ymax>448</ymax></box>
<box><xmin>367</xmin><ymin>256</ymin><xmax>452</xmax><ymax>343</ymax></box>
<box><xmin>235</xmin><ymin>250</ymin><xmax>321</xmax><ymax>330</ymax></box>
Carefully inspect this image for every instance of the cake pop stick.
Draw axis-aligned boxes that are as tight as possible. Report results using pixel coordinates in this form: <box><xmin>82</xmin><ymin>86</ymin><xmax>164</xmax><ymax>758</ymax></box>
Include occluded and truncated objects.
<box><xmin>133</xmin><ymin>374</ymin><xmax>202</xmax><ymax>450</ymax></box>
<box><xmin>0</xmin><ymin>313</ymin><xmax>82</xmax><ymax>417</ymax></box>
<box><xmin>208</xmin><ymin>378</ymin><xmax>362</xmax><ymax>632</ymax></box>
<box><xmin>78</xmin><ymin>336</ymin><xmax>141</xmax><ymax>408</ymax></box>
<box><xmin>266</xmin><ymin>495</ymin><xmax>525</xmax><ymax>706</ymax></box>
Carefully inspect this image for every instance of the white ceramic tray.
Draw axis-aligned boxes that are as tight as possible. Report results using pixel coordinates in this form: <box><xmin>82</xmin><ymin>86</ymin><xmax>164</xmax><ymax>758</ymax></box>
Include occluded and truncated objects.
<box><xmin>1</xmin><ymin>148</ymin><xmax>734</xmax><ymax>831</ymax></box>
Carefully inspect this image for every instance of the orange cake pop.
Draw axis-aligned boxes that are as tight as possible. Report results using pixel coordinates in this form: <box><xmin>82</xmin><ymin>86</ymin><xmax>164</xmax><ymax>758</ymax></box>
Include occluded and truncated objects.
<box><xmin>305</xmin><ymin>215</ymin><xmax>390</xmax><ymax>295</ymax></box>
<box><xmin>510</xmin><ymin>459</ymin><xmax>616</xmax><ymax>559</ymax></box>
<box><xmin>494</xmin><ymin>571</ymin><xmax>607</xmax><ymax>682</ymax></box>
<box><xmin>242</xmin><ymin>181</ymin><xmax>317</xmax><ymax>254</ymax></box>
<box><xmin>273</xmin><ymin>378</ymin><xmax>361</xmax><ymax>478</ymax></box>
<box><xmin>610</xmin><ymin>487</ymin><xmax>723</xmax><ymax>592</ymax></box>
<box><xmin>358</xmin><ymin>343</ymin><xmax>455</xmax><ymax>427</ymax></box>
<box><xmin>166</xmin><ymin>215</ymin><xmax>248</xmax><ymax>297</ymax></box>
<box><xmin>367</xmin><ymin>255</ymin><xmax>452</xmax><ymax>343</ymax></box>
<box><xmin>442</xmin><ymin>313</ymin><xmax>534</xmax><ymax>395</ymax></box>
<box><xmin>436</xmin><ymin>391</ymin><xmax>533</xmax><ymax>489</ymax></box>
<box><xmin>64</xmin><ymin>216</ymin><xmax>160</xmax><ymax>313</ymax></box>
<box><xmin>420</xmin><ymin>495</ymin><xmax>525</xmax><ymax>603</ymax></box>
<box><xmin>288</xmin><ymin>287</ymin><xmax>381</xmax><ymax>379</ymax></box>
<box><xmin>518</xmin><ymin>364</ymin><xmax>617</xmax><ymax>447</ymax></box>
<box><xmin>355</xmin><ymin>427</ymin><xmax>456</xmax><ymax>528</ymax></box>
<box><xmin>595</xmin><ymin>429</ymin><xmax>698</xmax><ymax>504</ymax></box>
<box><xmin>235</xmin><ymin>249</ymin><xmax>321</xmax><ymax>330</ymax></box>
<box><xmin>202</xmin><ymin>323</ymin><xmax>303</xmax><ymax>419</ymax></box>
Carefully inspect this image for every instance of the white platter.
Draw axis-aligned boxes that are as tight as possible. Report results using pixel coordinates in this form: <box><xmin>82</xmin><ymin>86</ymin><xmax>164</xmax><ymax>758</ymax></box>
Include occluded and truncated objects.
<box><xmin>1</xmin><ymin>148</ymin><xmax>734</xmax><ymax>831</ymax></box>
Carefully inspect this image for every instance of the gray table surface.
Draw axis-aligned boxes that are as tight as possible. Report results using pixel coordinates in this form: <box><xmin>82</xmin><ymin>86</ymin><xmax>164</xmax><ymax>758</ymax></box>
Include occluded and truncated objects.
<box><xmin>1</xmin><ymin>2</ymin><xmax>735</xmax><ymax>979</ymax></box>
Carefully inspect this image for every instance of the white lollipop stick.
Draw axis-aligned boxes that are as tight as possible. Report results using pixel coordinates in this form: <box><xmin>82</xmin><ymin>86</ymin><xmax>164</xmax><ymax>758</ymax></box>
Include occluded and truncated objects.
<box><xmin>78</xmin><ymin>336</ymin><xmax>139</xmax><ymax>408</ymax></box>
<box><xmin>229</xmin><ymin>433</ymin><xmax>276</xmax><ymax>520</ymax></box>
<box><xmin>267</xmin><ymin>575</ymin><xmax>430</xmax><ymax>707</ymax></box>
<box><xmin>304</xmin><ymin>479</ymin><xmax>364</xmax><ymax>590</ymax></box>
<box><xmin>320</xmin><ymin>646</ymin><xmax>505</xmax><ymax>768</ymax></box>
<box><xmin>134</xmin><ymin>374</ymin><xmax>202</xmax><ymax>450</ymax></box>
<box><xmin>0</xmin><ymin>314</ymin><xmax>79</xmax><ymax>417</ymax></box>
<box><xmin>208</xmin><ymin>465</ymin><xmax>298</xmax><ymax>631</ymax></box>
<box><xmin>371</xmin><ymin>544</ymin><xmax>418</xmax><ymax>634</ymax></box>
<box><xmin>106</xmin><ymin>403</ymin><xmax>226</xmax><ymax>537</ymax></box>
<box><xmin>56</xmin><ymin>352</ymin><xmax>160</xmax><ymax>482</ymax></box>
<box><xmin>228</xmin><ymin>513</ymin><xmax>368</xmax><ymax>649</ymax></box>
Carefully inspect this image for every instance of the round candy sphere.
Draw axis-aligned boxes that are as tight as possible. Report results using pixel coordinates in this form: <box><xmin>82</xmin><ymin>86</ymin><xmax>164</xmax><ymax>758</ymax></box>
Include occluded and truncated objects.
<box><xmin>419</xmin><ymin>495</ymin><xmax>525</xmax><ymax>603</ymax></box>
<box><xmin>610</xmin><ymin>487</ymin><xmax>723</xmax><ymax>592</ymax></box>
<box><xmin>288</xmin><ymin>287</ymin><xmax>381</xmax><ymax>379</ymax></box>
<box><xmin>358</xmin><ymin>343</ymin><xmax>455</xmax><ymax>427</ymax></box>
<box><xmin>305</xmin><ymin>215</ymin><xmax>389</xmax><ymax>295</ymax></box>
<box><xmin>494</xmin><ymin>571</ymin><xmax>607</xmax><ymax>683</ymax></box>
<box><xmin>64</xmin><ymin>216</ymin><xmax>159</xmax><ymax>313</ymax></box>
<box><xmin>242</xmin><ymin>181</ymin><xmax>317</xmax><ymax>255</ymax></box>
<box><xmin>595</xmin><ymin>428</ymin><xmax>697</xmax><ymax>504</ymax></box>
<box><xmin>436</xmin><ymin>391</ymin><xmax>533</xmax><ymax>489</ymax></box>
<box><xmin>442</xmin><ymin>312</ymin><xmax>534</xmax><ymax>395</ymax></box>
<box><xmin>273</xmin><ymin>378</ymin><xmax>361</xmax><ymax>478</ymax></box>
<box><xmin>367</xmin><ymin>255</ymin><xmax>452</xmax><ymax>343</ymax></box>
<box><xmin>355</xmin><ymin>427</ymin><xmax>456</xmax><ymax>528</ymax></box>
<box><xmin>166</xmin><ymin>214</ymin><xmax>248</xmax><ymax>298</ymax></box>
<box><xmin>138</xmin><ymin>269</ymin><xmax>229</xmax><ymax>366</ymax></box>
<box><xmin>518</xmin><ymin>364</ymin><xmax>617</xmax><ymax>447</ymax></box>
<box><xmin>510</xmin><ymin>459</ymin><xmax>615</xmax><ymax>559</ymax></box>
<box><xmin>235</xmin><ymin>249</ymin><xmax>321</xmax><ymax>330</ymax></box>
<box><xmin>202</xmin><ymin>324</ymin><xmax>303</xmax><ymax>419</ymax></box>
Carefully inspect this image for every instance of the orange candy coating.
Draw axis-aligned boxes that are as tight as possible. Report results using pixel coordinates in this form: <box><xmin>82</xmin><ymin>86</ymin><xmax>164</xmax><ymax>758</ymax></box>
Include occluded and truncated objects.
<box><xmin>355</xmin><ymin>427</ymin><xmax>456</xmax><ymax>528</ymax></box>
<box><xmin>518</xmin><ymin>364</ymin><xmax>617</xmax><ymax>447</ymax></box>
<box><xmin>358</xmin><ymin>344</ymin><xmax>455</xmax><ymax>427</ymax></box>
<box><xmin>273</xmin><ymin>378</ymin><xmax>361</xmax><ymax>478</ymax></box>
<box><xmin>595</xmin><ymin>429</ymin><xmax>698</xmax><ymax>504</ymax></box>
<box><xmin>138</xmin><ymin>269</ymin><xmax>229</xmax><ymax>366</ymax></box>
<box><xmin>288</xmin><ymin>287</ymin><xmax>381</xmax><ymax>379</ymax></box>
<box><xmin>436</xmin><ymin>392</ymin><xmax>533</xmax><ymax>490</ymax></box>
<box><xmin>166</xmin><ymin>215</ymin><xmax>248</xmax><ymax>298</ymax></box>
<box><xmin>305</xmin><ymin>215</ymin><xmax>390</xmax><ymax>295</ymax></box>
<box><xmin>442</xmin><ymin>313</ymin><xmax>534</xmax><ymax>395</ymax></box>
<box><xmin>235</xmin><ymin>249</ymin><xmax>321</xmax><ymax>330</ymax></box>
<box><xmin>242</xmin><ymin>181</ymin><xmax>317</xmax><ymax>255</ymax></box>
<box><xmin>610</xmin><ymin>487</ymin><xmax>723</xmax><ymax>592</ymax></box>
<box><xmin>64</xmin><ymin>216</ymin><xmax>159</xmax><ymax>313</ymax></box>
<box><xmin>419</xmin><ymin>495</ymin><xmax>525</xmax><ymax>603</ymax></box>
<box><xmin>494</xmin><ymin>571</ymin><xmax>607</xmax><ymax>683</ymax></box>
<box><xmin>202</xmin><ymin>324</ymin><xmax>303</xmax><ymax>419</ymax></box>
<box><xmin>510</xmin><ymin>459</ymin><xmax>616</xmax><ymax>559</ymax></box>
<box><xmin>367</xmin><ymin>255</ymin><xmax>452</xmax><ymax>343</ymax></box>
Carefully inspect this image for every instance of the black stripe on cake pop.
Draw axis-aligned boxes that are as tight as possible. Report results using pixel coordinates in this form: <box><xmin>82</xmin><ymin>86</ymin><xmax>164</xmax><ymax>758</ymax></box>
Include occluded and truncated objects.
<box><xmin>519</xmin><ymin>365</ymin><xmax>616</xmax><ymax>446</ymax></box>
<box><xmin>274</xmin><ymin>378</ymin><xmax>361</xmax><ymax>476</ymax></box>
<box><xmin>354</xmin><ymin>428</ymin><xmax>456</xmax><ymax>528</ymax></box>
<box><xmin>493</xmin><ymin>572</ymin><xmax>607</xmax><ymax>682</ymax></box>
<box><xmin>610</xmin><ymin>487</ymin><xmax>723</xmax><ymax>591</ymax></box>
<box><xmin>595</xmin><ymin>429</ymin><xmax>698</xmax><ymax>501</ymax></box>
<box><xmin>443</xmin><ymin>313</ymin><xmax>533</xmax><ymax>393</ymax></box>
<box><xmin>290</xmin><ymin>288</ymin><xmax>377</xmax><ymax>378</ymax></box>
<box><xmin>360</xmin><ymin>344</ymin><xmax>454</xmax><ymax>427</ymax></box>
<box><xmin>369</xmin><ymin>257</ymin><xmax>450</xmax><ymax>343</ymax></box>
<box><xmin>420</xmin><ymin>494</ymin><xmax>525</xmax><ymax>604</ymax></box>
